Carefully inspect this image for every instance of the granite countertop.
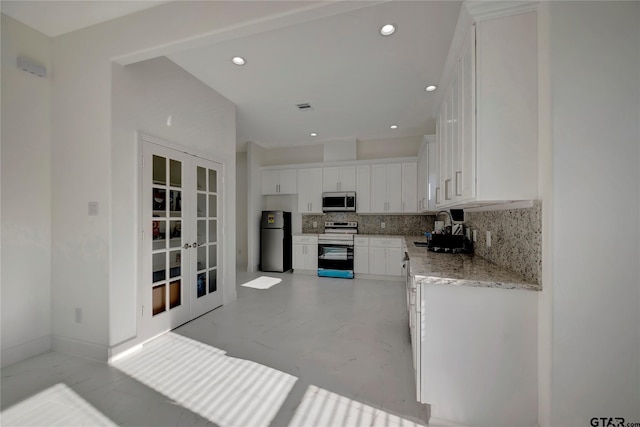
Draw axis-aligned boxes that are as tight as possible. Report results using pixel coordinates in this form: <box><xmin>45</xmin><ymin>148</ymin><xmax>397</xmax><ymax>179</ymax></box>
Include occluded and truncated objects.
<box><xmin>405</xmin><ymin>236</ymin><xmax>541</xmax><ymax>292</ymax></box>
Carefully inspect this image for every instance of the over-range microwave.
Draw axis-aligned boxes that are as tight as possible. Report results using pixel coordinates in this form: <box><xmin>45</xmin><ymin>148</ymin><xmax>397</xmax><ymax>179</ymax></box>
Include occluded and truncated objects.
<box><xmin>322</xmin><ymin>192</ymin><xmax>356</xmax><ymax>212</ymax></box>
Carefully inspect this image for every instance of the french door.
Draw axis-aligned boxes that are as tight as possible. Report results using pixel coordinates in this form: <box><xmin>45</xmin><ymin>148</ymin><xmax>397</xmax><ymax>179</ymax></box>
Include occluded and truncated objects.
<box><xmin>140</xmin><ymin>139</ymin><xmax>223</xmax><ymax>340</ymax></box>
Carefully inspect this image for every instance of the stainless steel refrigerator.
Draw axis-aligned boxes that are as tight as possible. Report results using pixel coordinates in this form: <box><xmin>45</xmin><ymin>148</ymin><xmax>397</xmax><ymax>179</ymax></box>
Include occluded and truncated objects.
<box><xmin>260</xmin><ymin>211</ymin><xmax>292</xmax><ymax>272</ymax></box>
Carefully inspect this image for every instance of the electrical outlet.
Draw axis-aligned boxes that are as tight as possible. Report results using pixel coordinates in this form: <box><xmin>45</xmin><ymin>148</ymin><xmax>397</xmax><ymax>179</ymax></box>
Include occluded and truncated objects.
<box><xmin>75</xmin><ymin>308</ymin><xmax>82</xmax><ymax>323</ymax></box>
<box><xmin>473</xmin><ymin>229</ymin><xmax>477</xmax><ymax>242</ymax></box>
<box><xmin>486</xmin><ymin>231</ymin><xmax>492</xmax><ymax>247</ymax></box>
<box><xmin>313</xmin><ymin>221</ymin><xmax>317</xmax><ymax>228</ymax></box>
<box><xmin>381</xmin><ymin>222</ymin><xmax>386</xmax><ymax>229</ymax></box>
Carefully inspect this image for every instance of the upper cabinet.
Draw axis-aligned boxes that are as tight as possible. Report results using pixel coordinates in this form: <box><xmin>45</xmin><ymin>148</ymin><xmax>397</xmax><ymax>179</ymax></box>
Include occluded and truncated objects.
<box><xmin>356</xmin><ymin>165</ymin><xmax>371</xmax><ymax>213</ymax></box>
<box><xmin>261</xmin><ymin>169</ymin><xmax>297</xmax><ymax>195</ymax></box>
<box><xmin>435</xmin><ymin>5</ymin><xmax>538</xmax><ymax>208</ymax></box>
<box><xmin>260</xmin><ymin>159</ymin><xmax>418</xmax><ymax>214</ymax></box>
<box><xmin>297</xmin><ymin>168</ymin><xmax>323</xmax><ymax>213</ymax></box>
<box><xmin>323</xmin><ymin>166</ymin><xmax>356</xmax><ymax>192</ymax></box>
<box><xmin>417</xmin><ymin>136</ymin><xmax>437</xmax><ymax>212</ymax></box>
<box><xmin>371</xmin><ymin>163</ymin><xmax>417</xmax><ymax>213</ymax></box>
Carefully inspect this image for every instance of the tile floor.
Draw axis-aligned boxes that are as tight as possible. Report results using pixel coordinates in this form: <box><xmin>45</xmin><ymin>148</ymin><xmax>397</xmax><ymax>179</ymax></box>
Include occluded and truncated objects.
<box><xmin>1</xmin><ymin>271</ymin><xmax>429</xmax><ymax>426</ymax></box>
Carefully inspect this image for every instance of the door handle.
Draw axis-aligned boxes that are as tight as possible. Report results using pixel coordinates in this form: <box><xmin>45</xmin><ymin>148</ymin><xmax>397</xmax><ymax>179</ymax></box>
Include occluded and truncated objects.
<box><xmin>192</xmin><ymin>242</ymin><xmax>198</xmax><ymax>248</ymax></box>
<box><xmin>455</xmin><ymin>171</ymin><xmax>462</xmax><ymax>196</ymax></box>
<box><xmin>183</xmin><ymin>243</ymin><xmax>190</xmax><ymax>249</ymax></box>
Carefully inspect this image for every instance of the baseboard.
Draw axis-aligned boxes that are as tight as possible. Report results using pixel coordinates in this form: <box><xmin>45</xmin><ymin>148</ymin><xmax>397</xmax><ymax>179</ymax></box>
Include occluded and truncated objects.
<box><xmin>292</xmin><ymin>269</ymin><xmax>317</xmax><ymax>276</ymax></box>
<box><xmin>52</xmin><ymin>335</ymin><xmax>109</xmax><ymax>363</ymax></box>
<box><xmin>429</xmin><ymin>417</ymin><xmax>538</xmax><ymax>427</ymax></box>
<box><xmin>428</xmin><ymin>417</ymin><xmax>477</xmax><ymax>427</ymax></box>
<box><xmin>1</xmin><ymin>335</ymin><xmax>52</xmax><ymax>368</ymax></box>
<box><xmin>355</xmin><ymin>273</ymin><xmax>405</xmax><ymax>282</ymax></box>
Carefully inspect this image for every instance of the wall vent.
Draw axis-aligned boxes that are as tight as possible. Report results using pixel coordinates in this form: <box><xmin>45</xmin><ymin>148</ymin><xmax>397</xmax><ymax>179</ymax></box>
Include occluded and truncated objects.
<box><xmin>296</xmin><ymin>103</ymin><xmax>313</xmax><ymax>111</ymax></box>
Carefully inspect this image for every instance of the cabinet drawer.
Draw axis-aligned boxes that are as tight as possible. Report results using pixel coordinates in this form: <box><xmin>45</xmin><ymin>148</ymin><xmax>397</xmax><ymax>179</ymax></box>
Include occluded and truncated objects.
<box><xmin>369</xmin><ymin>237</ymin><xmax>401</xmax><ymax>248</ymax></box>
<box><xmin>293</xmin><ymin>235</ymin><xmax>318</xmax><ymax>244</ymax></box>
<box><xmin>354</xmin><ymin>237</ymin><xmax>369</xmax><ymax>247</ymax></box>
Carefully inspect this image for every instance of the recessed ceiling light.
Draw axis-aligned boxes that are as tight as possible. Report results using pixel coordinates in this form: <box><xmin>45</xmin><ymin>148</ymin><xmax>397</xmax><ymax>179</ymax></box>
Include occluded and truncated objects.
<box><xmin>390</xmin><ymin>125</ymin><xmax>398</xmax><ymax>129</ymax></box>
<box><xmin>310</xmin><ymin>132</ymin><xmax>318</xmax><ymax>137</ymax></box>
<box><xmin>232</xmin><ymin>56</ymin><xmax>246</xmax><ymax>66</ymax></box>
<box><xmin>425</xmin><ymin>85</ymin><xmax>437</xmax><ymax>92</ymax></box>
<box><xmin>380</xmin><ymin>24</ymin><xmax>396</xmax><ymax>36</ymax></box>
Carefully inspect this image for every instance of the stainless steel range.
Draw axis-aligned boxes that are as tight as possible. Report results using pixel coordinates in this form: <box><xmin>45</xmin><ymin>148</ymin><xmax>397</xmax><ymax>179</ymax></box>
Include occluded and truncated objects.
<box><xmin>317</xmin><ymin>221</ymin><xmax>357</xmax><ymax>279</ymax></box>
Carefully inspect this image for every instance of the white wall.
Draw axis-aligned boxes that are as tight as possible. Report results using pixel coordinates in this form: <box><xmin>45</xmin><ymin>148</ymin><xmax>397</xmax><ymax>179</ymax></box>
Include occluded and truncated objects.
<box><xmin>236</xmin><ymin>152</ymin><xmax>248</xmax><ymax>269</ymax></box>
<box><xmin>544</xmin><ymin>2</ymin><xmax>640</xmax><ymax>425</ymax></box>
<box><xmin>111</xmin><ymin>57</ymin><xmax>236</xmax><ymax>347</ymax></box>
<box><xmin>247</xmin><ymin>142</ymin><xmax>266</xmax><ymax>272</ymax></box>
<box><xmin>47</xmin><ymin>1</ymin><xmax>323</xmax><ymax>359</ymax></box>
<box><xmin>262</xmin><ymin>144</ymin><xmax>323</xmax><ymax>166</ymax></box>
<box><xmin>1</xmin><ymin>15</ymin><xmax>52</xmax><ymax>367</ymax></box>
<box><xmin>357</xmin><ymin>136</ymin><xmax>421</xmax><ymax>160</ymax></box>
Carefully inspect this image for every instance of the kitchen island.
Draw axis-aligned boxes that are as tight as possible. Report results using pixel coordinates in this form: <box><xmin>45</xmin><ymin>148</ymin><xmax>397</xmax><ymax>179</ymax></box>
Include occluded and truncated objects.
<box><xmin>403</xmin><ymin>236</ymin><xmax>539</xmax><ymax>427</ymax></box>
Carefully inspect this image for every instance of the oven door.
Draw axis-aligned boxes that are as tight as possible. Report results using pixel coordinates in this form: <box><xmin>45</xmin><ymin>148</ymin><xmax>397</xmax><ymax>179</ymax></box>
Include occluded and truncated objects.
<box><xmin>317</xmin><ymin>242</ymin><xmax>354</xmax><ymax>277</ymax></box>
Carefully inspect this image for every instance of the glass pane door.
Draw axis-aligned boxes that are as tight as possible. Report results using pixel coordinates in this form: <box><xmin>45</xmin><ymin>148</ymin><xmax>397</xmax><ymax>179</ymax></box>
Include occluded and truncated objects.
<box><xmin>142</xmin><ymin>142</ymin><xmax>190</xmax><ymax>340</ymax></box>
<box><xmin>191</xmin><ymin>158</ymin><xmax>223</xmax><ymax>318</ymax></box>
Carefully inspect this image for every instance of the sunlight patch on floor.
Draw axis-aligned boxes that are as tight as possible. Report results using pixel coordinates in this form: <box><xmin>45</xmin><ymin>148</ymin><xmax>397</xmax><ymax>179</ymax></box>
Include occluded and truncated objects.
<box><xmin>1</xmin><ymin>383</ymin><xmax>117</xmax><ymax>427</ymax></box>
<box><xmin>289</xmin><ymin>385</ymin><xmax>426</xmax><ymax>427</ymax></box>
<box><xmin>241</xmin><ymin>275</ymin><xmax>282</xmax><ymax>289</ymax></box>
<box><xmin>111</xmin><ymin>332</ymin><xmax>297</xmax><ymax>427</ymax></box>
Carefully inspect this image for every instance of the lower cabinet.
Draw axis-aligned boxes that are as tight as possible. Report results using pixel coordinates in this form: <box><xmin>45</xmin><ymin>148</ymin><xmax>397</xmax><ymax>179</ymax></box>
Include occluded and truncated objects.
<box><xmin>417</xmin><ymin>282</ymin><xmax>538</xmax><ymax>426</ymax></box>
<box><xmin>354</xmin><ymin>237</ymin><xmax>369</xmax><ymax>274</ymax></box>
<box><xmin>292</xmin><ymin>235</ymin><xmax>318</xmax><ymax>271</ymax></box>
<box><xmin>368</xmin><ymin>238</ymin><xmax>402</xmax><ymax>276</ymax></box>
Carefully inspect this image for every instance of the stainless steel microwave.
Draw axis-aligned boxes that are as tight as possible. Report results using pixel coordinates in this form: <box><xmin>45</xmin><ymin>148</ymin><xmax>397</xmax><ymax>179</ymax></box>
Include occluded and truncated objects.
<box><xmin>322</xmin><ymin>192</ymin><xmax>356</xmax><ymax>212</ymax></box>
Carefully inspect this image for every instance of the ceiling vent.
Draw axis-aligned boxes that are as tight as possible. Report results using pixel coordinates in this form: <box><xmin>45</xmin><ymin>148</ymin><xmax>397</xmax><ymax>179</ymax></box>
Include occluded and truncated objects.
<box><xmin>296</xmin><ymin>103</ymin><xmax>313</xmax><ymax>111</ymax></box>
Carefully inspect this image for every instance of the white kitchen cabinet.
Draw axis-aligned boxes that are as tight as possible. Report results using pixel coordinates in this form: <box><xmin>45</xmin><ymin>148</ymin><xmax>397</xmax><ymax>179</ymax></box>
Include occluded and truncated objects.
<box><xmin>418</xmin><ymin>283</ymin><xmax>537</xmax><ymax>426</ymax></box>
<box><xmin>434</xmin><ymin>8</ymin><xmax>537</xmax><ymax>208</ymax></box>
<box><xmin>297</xmin><ymin>168</ymin><xmax>323</xmax><ymax>213</ymax></box>
<box><xmin>322</xmin><ymin>166</ymin><xmax>356</xmax><ymax>192</ymax></box>
<box><xmin>417</xmin><ymin>140</ymin><xmax>429</xmax><ymax>212</ymax></box>
<box><xmin>401</xmin><ymin>163</ymin><xmax>418</xmax><ymax>213</ymax></box>
<box><xmin>371</xmin><ymin>164</ymin><xmax>387</xmax><ymax>213</ymax></box>
<box><xmin>354</xmin><ymin>236</ymin><xmax>369</xmax><ymax>274</ymax></box>
<box><xmin>427</xmin><ymin>138</ymin><xmax>439</xmax><ymax>211</ymax></box>
<box><xmin>368</xmin><ymin>237</ymin><xmax>402</xmax><ymax>276</ymax></box>
<box><xmin>292</xmin><ymin>235</ymin><xmax>318</xmax><ymax>271</ymax></box>
<box><xmin>368</xmin><ymin>246</ymin><xmax>387</xmax><ymax>276</ymax></box>
<box><xmin>370</xmin><ymin>163</ymin><xmax>408</xmax><ymax>213</ymax></box>
<box><xmin>261</xmin><ymin>169</ymin><xmax>297</xmax><ymax>195</ymax></box>
<box><xmin>355</xmin><ymin>165</ymin><xmax>371</xmax><ymax>213</ymax></box>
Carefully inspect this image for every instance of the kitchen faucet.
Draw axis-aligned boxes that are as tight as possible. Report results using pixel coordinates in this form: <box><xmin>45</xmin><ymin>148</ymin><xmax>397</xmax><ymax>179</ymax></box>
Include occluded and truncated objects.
<box><xmin>436</xmin><ymin>210</ymin><xmax>453</xmax><ymax>226</ymax></box>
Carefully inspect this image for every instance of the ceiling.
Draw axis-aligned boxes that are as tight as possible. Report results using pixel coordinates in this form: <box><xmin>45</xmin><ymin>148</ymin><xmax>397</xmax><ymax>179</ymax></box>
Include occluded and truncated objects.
<box><xmin>2</xmin><ymin>1</ymin><xmax>462</xmax><ymax>150</ymax></box>
<box><xmin>168</xmin><ymin>1</ymin><xmax>461</xmax><ymax>149</ymax></box>
<box><xmin>0</xmin><ymin>1</ymin><xmax>169</xmax><ymax>38</ymax></box>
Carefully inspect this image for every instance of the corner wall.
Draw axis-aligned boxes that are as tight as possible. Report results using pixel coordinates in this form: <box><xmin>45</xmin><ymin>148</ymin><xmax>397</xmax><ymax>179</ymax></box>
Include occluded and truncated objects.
<box><xmin>236</xmin><ymin>152</ymin><xmax>248</xmax><ymax>270</ymax></box>
<box><xmin>1</xmin><ymin>14</ymin><xmax>52</xmax><ymax>367</ymax></box>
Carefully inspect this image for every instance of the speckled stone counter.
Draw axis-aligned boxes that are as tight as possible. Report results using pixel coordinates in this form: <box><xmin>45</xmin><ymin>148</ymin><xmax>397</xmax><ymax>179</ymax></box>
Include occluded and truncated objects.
<box><xmin>405</xmin><ymin>236</ymin><xmax>541</xmax><ymax>291</ymax></box>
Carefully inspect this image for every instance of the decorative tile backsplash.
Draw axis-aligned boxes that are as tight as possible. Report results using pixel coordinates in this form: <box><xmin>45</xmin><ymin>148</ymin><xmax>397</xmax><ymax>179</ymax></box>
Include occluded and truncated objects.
<box><xmin>302</xmin><ymin>202</ymin><xmax>542</xmax><ymax>286</ymax></box>
<box><xmin>464</xmin><ymin>201</ymin><xmax>542</xmax><ymax>285</ymax></box>
<box><xmin>302</xmin><ymin>213</ymin><xmax>435</xmax><ymax>236</ymax></box>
